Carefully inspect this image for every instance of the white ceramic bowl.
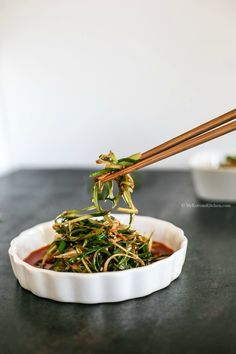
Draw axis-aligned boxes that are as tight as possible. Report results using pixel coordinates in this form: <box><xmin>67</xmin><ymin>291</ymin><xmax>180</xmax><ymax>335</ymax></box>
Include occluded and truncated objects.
<box><xmin>190</xmin><ymin>151</ymin><xmax>236</xmax><ymax>202</ymax></box>
<box><xmin>9</xmin><ymin>215</ymin><xmax>188</xmax><ymax>304</ymax></box>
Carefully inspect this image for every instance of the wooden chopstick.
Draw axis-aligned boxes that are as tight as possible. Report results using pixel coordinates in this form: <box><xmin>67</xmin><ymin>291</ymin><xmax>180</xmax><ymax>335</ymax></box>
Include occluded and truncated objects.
<box><xmin>98</xmin><ymin>109</ymin><xmax>236</xmax><ymax>183</ymax></box>
<box><xmin>142</xmin><ymin>108</ymin><xmax>236</xmax><ymax>159</ymax></box>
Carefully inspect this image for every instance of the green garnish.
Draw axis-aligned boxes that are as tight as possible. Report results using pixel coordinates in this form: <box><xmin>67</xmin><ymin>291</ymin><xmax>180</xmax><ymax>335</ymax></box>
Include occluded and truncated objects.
<box><xmin>39</xmin><ymin>151</ymin><xmax>170</xmax><ymax>272</ymax></box>
<box><xmin>220</xmin><ymin>155</ymin><xmax>236</xmax><ymax>168</ymax></box>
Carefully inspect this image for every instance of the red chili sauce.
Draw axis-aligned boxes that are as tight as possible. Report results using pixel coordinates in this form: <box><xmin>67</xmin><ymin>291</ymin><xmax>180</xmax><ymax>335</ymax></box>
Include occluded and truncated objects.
<box><xmin>151</xmin><ymin>240</ymin><xmax>174</xmax><ymax>257</ymax></box>
<box><xmin>24</xmin><ymin>241</ymin><xmax>174</xmax><ymax>267</ymax></box>
<box><xmin>24</xmin><ymin>245</ymin><xmax>49</xmax><ymax>266</ymax></box>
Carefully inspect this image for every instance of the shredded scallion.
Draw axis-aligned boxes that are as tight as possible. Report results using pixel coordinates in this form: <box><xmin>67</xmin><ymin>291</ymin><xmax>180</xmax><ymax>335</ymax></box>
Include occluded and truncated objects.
<box><xmin>36</xmin><ymin>151</ymin><xmax>172</xmax><ymax>272</ymax></box>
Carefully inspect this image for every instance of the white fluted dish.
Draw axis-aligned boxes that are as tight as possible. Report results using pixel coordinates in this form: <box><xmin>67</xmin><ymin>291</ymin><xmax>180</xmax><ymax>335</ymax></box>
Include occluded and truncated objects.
<box><xmin>9</xmin><ymin>215</ymin><xmax>188</xmax><ymax>304</ymax></box>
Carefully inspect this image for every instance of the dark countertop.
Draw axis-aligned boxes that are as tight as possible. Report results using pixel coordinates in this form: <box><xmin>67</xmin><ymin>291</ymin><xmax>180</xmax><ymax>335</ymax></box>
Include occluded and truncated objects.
<box><xmin>0</xmin><ymin>169</ymin><xmax>235</xmax><ymax>354</ymax></box>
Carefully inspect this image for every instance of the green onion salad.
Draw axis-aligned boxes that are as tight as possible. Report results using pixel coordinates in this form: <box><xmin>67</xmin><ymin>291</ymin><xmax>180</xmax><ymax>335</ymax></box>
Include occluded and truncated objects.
<box><xmin>39</xmin><ymin>151</ymin><xmax>172</xmax><ymax>272</ymax></box>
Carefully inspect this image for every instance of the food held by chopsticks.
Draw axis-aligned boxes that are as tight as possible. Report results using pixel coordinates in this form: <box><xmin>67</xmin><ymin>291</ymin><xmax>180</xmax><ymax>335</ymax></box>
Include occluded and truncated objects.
<box><xmin>24</xmin><ymin>151</ymin><xmax>173</xmax><ymax>272</ymax></box>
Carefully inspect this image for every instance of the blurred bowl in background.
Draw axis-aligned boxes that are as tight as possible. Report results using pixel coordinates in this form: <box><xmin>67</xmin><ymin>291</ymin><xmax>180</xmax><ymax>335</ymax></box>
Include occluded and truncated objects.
<box><xmin>190</xmin><ymin>151</ymin><xmax>236</xmax><ymax>202</ymax></box>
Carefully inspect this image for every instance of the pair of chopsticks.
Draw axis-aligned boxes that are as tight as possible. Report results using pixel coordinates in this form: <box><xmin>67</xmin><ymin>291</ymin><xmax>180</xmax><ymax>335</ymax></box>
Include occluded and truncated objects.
<box><xmin>98</xmin><ymin>108</ymin><xmax>236</xmax><ymax>183</ymax></box>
